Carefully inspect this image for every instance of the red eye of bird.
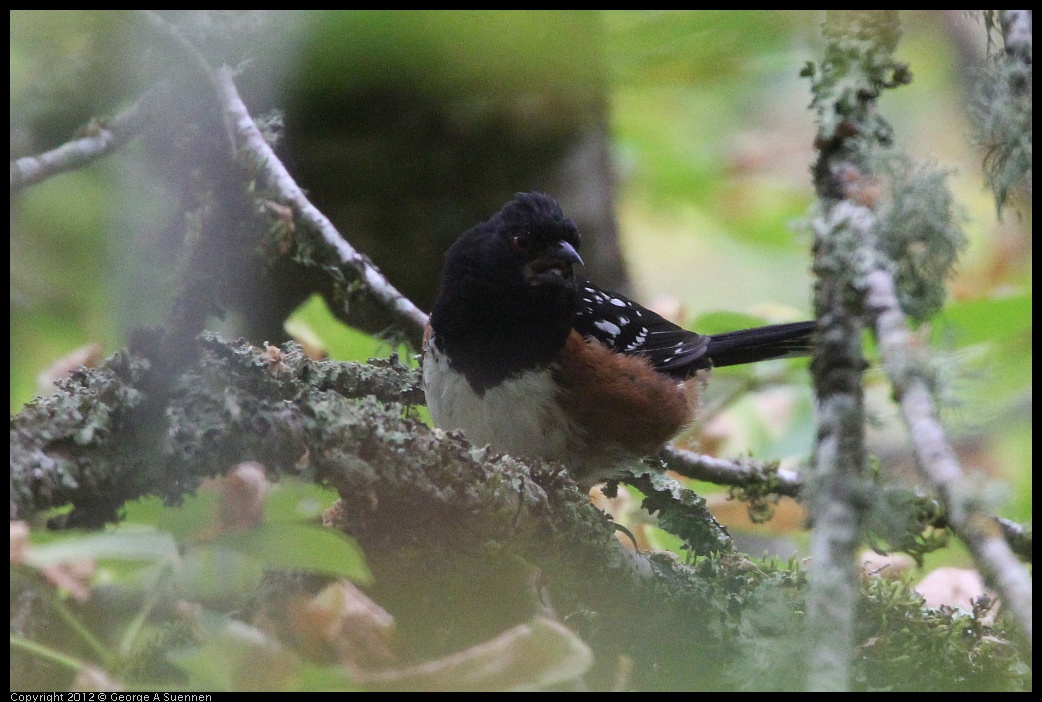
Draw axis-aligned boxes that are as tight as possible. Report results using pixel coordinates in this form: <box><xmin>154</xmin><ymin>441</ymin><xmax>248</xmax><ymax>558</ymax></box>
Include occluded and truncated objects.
<box><xmin>511</xmin><ymin>235</ymin><xmax>530</xmax><ymax>254</ymax></box>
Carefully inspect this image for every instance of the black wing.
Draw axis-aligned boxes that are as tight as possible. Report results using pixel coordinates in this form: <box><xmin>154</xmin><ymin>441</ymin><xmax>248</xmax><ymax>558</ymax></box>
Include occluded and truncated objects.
<box><xmin>573</xmin><ymin>282</ymin><xmax>712</xmax><ymax>379</ymax></box>
<box><xmin>573</xmin><ymin>282</ymin><xmax>815</xmax><ymax>378</ymax></box>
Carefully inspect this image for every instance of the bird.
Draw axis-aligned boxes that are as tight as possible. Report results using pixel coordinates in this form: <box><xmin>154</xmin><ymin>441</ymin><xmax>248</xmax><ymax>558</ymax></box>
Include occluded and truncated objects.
<box><xmin>422</xmin><ymin>192</ymin><xmax>815</xmax><ymax>487</ymax></box>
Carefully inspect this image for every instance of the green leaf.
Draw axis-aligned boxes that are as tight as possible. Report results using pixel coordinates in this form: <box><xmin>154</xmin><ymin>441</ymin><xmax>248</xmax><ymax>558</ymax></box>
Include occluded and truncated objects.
<box><xmin>25</xmin><ymin>527</ymin><xmax>179</xmax><ymax>568</ymax></box>
<box><xmin>210</xmin><ymin>523</ymin><xmax>372</xmax><ymax>583</ymax></box>
<box><xmin>296</xmin><ymin>663</ymin><xmax>358</xmax><ymax>692</ymax></box>
<box><xmin>175</xmin><ymin>546</ymin><xmax>267</xmax><ymax>603</ymax></box>
<box><xmin>123</xmin><ymin>479</ymin><xmax>341</xmax><ymax>534</ymax></box>
<box><xmin>929</xmin><ymin>292</ymin><xmax>1031</xmax><ymax>348</ymax></box>
<box><xmin>692</xmin><ymin>310</ymin><xmax>787</xmax><ymax>335</ymax></box>
<box><xmin>263</xmin><ymin>480</ymin><xmax>341</xmax><ymax>523</ymax></box>
<box><xmin>285</xmin><ymin>293</ymin><xmax>384</xmax><ymax>362</ymax></box>
<box><xmin>123</xmin><ymin>493</ymin><xmax>219</xmax><ymax>542</ymax></box>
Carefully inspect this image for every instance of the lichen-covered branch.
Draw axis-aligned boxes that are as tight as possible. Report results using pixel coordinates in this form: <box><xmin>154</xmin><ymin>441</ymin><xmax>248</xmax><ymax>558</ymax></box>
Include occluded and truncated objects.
<box><xmin>805</xmin><ymin>203</ymin><xmax>871</xmax><ymax>693</ymax></box>
<box><xmin>9</xmin><ymin>332</ymin><xmax>1030</xmax><ymax>689</ymax></box>
<box><xmin>803</xmin><ymin>11</ymin><xmax>1032</xmax><ymax>679</ymax></box>
<box><xmin>2</xmin><ymin>333</ymin><xmax>788</xmax><ymax>687</ymax></box>
<box><xmin>803</xmin><ymin>10</ymin><xmax>904</xmax><ymax>690</ymax></box>
<box><xmin>973</xmin><ymin>9</ymin><xmax>1032</xmax><ymax>211</ymax></box>
<box><xmin>865</xmin><ymin>268</ymin><xmax>1033</xmax><ymax>650</ymax></box>
<box><xmin>999</xmin><ymin>10</ymin><xmax>1033</xmax><ymax>61</ymax></box>
<box><xmin>9</xmin><ymin>334</ymin><xmax>422</xmax><ymax>523</ymax></box>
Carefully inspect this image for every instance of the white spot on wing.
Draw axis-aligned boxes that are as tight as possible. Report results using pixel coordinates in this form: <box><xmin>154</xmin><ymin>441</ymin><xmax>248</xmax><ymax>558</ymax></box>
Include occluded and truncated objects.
<box><xmin>594</xmin><ymin>320</ymin><xmax>621</xmax><ymax>338</ymax></box>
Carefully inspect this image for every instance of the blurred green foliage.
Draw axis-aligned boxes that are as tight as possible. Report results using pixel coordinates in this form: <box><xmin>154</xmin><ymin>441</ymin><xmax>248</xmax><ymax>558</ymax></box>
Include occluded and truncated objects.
<box><xmin>15</xmin><ymin>479</ymin><xmax>368</xmax><ymax>690</ymax></box>
<box><xmin>302</xmin><ymin>10</ymin><xmax>603</xmax><ymax>95</ymax></box>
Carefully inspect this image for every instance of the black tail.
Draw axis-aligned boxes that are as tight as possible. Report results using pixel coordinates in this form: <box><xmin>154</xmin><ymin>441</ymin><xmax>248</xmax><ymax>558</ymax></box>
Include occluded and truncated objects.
<box><xmin>705</xmin><ymin>321</ymin><xmax>816</xmax><ymax>368</ymax></box>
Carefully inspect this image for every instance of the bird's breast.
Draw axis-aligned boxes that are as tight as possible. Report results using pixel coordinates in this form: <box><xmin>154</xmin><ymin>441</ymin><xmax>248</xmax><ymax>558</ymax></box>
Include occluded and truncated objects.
<box><xmin>423</xmin><ymin>341</ymin><xmax>575</xmax><ymax>463</ymax></box>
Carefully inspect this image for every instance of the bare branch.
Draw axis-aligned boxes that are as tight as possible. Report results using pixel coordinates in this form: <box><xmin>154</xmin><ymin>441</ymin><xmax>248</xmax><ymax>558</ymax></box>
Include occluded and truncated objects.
<box><xmin>996</xmin><ymin>516</ymin><xmax>1032</xmax><ymax>563</ymax></box>
<box><xmin>660</xmin><ymin>446</ymin><xmax>1031</xmax><ymax>565</ymax></box>
<box><xmin>9</xmin><ymin>89</ymin><xmax>157</xmax><ymax>193</ymax></box>
<box><xmin>137</xmin><ymin>11</ymin><xmax>236</xmax><ymax>160</ymax></box>
<box><xmin>655</xmin><ymin>445</ymin><xmax>803</xmax><ymax>497</ymax></box>
<box><xmin>214</xmin><ymin>66</ymin><xmax>429</xmax><ymax>349</ymax></box>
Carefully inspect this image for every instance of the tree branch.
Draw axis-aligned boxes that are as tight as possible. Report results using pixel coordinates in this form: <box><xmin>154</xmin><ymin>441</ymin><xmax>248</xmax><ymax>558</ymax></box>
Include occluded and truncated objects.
<box><xmin>1000</xmin><ymin>10</ymin><xmax>1033</xmax><ymax>63</ymax></box>
<box><xmin>802</xmin><ymin>12</ymin><xmax>1032</xmax><ymax>677</ymax></box>
<box><xmin>803</xmin><ymin>9</ymin><xmax>905</xmax><ymax>689</ymax></box>
<box><xmin>215</xmin><ymin>66</ymin><xmax>429</xmax><ymax>350</ymax></box>
<box><xmin>865</xmin><ymin>268</ymin><xmax>1033</xmax><ymax>650</ymax></box>
<box><xmin>974</xmin><ymin>9</ymin><xmax>1032</xmax><ymax>211</ymax></box>
<box><xmin>9</xmin><ymin>89</ymin><xmax>158</xmax><ymax>193</ymax></box>
<box><xmin>655</xmin><ymin>445</ymin><xmax>802</xmax><ymax>497</ymax></box>
<box><xmin>11</xmin><ymin>332</ymin><xmax>1027</xmax><ymax>689</ymax></box>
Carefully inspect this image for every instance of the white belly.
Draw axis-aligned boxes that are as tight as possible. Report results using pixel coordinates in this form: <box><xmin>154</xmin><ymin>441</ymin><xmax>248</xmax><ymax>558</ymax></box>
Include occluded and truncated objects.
<box><xmin>423</xmin><ymin>346</ymin><xmax>574</xmax><ymax>462</ymax></box>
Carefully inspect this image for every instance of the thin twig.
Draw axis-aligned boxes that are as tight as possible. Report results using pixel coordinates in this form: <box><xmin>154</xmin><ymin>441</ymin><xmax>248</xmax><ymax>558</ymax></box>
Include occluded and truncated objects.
<box><xmin>214</xmin><ymin>66</ymin><xmax>429</xmax><ymax>348</ymax></box>
<box><xmin>995</xmin><ymin>516</ymin><xmax>1032</xmax><ymax>563</ymax></box>
<box><xmin>660</xmin><ymin>445</ymin><xmax>1032</xmax><ymax>564</ymax></box>
<box><xmin>656</xmin><ymin>445</ymin><xmax>803</xmax><ymax>497</ymax></box>
<box><xmin>865</xmin><ymin>268</ymin><xmax>1032</xmax><ymax>650</ymax></box>
<box><xmin>10</xmin><ymin>89</ymin><xmax>157</xmax><ymax>193</ymax></box>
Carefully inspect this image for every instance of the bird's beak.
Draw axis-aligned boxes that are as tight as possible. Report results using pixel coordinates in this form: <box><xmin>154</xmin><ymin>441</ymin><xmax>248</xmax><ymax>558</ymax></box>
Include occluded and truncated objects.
<box><xmin>555</xmin><ymin>241</ymin><xmax>584</xmax><ymax>267</ymax></box>
<box><xmin>524</xmin><ymin>240</ymin><xmax>584</xmax><ymax>285</ymax></box>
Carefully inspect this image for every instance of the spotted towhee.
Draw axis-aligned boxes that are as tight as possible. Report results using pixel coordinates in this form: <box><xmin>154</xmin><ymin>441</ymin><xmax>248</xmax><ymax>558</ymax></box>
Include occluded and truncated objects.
<box><xmin>423</xmin><ymin>192</ymin><xmax>815</xmax><ymax>486</ymax></box>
